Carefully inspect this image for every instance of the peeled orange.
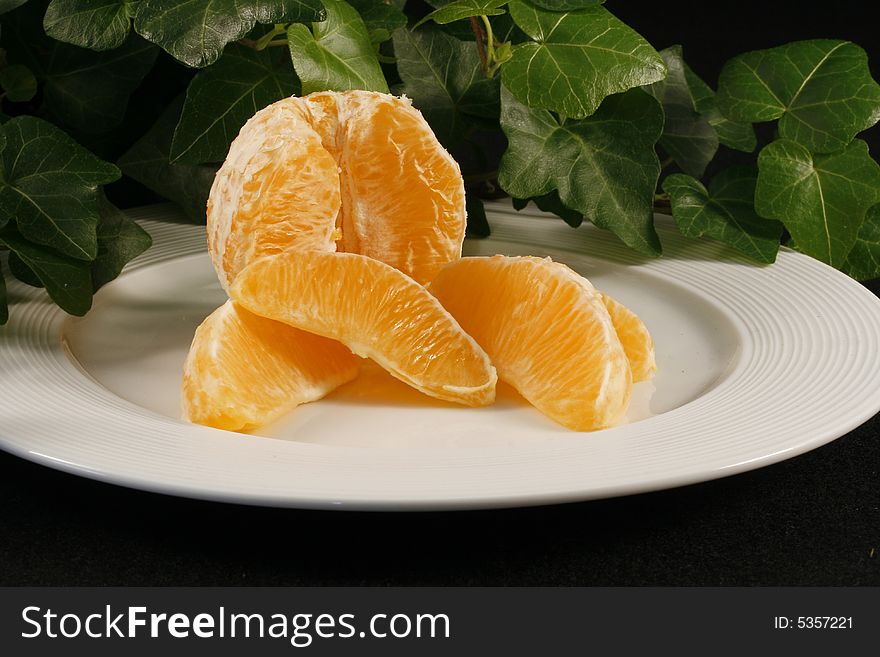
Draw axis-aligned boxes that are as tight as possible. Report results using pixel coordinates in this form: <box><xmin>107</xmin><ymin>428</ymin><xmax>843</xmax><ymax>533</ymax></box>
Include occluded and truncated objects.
<box><xmin>429</xmin><ymin>256</ymin><xmax>632</xmax><ymax>431</ymax></box>
<box><xmin>208</xmin><ymin>90</ymin><xmax>466</xmax><ymax>289</ymax></box>
<box><xmin>230</xmin><ymin>250</ymin><xmax>497</xmax><ymax>407</ymax></box>
<box><xmin>183</xmin><ymin>300</ymin><xmax>359</xmax><ymax>431</ymax></box>
<box><xmin>600</xmin><ymin>293</ymin><xmax>656</xmax><ymax>383</ymax></box>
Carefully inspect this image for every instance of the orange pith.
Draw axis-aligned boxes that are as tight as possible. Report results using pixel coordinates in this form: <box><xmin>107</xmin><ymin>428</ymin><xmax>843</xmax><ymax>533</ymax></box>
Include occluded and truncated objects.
<box><xmin>230</xmin><ymin>250</ymin><xmax>497</xmax><ymax>407</ymax></box>
<box><xmin>429</xmin><ymin>256</ymin><xmax>632</xmax><ymax>431</ymax></box>
<box><xmin>207</xmin><ymin>90</ymin><xmax>465</xmax><ymax>289</ymax></box>
<box><xmin>600</xmin><ymin>293</ymin><xmax>657</xmax><ymax>383</ymax></box>
<box><xmin>182</xmin><ymin>300</ymin><xmax>359</xmax><ymax>431</ymax></box>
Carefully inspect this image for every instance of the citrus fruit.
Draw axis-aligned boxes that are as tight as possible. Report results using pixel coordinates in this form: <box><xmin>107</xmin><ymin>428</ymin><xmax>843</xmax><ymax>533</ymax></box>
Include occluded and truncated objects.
<box><xmin>183</xmin><ymin>300</ymin><xmax>359</xmax><ymax>431</ymax></box>
<box><xmin>229</xmin><ymin>250</ymin><xmax>497</xmax><ymax>407</ymax></box>
<box><xmin>207</xmin><ymin>90</ymin><xmax>466</xmax><ymax>289</ymax></box>
<box><xmin>428</xmin><ymin>256</ymin><xmax>632</xmax><ymax>431</ymax></box>
<box><xmin>600</xmin><ymin>293</ymin><xmax>657</xmax><ymax>383</ymax></box>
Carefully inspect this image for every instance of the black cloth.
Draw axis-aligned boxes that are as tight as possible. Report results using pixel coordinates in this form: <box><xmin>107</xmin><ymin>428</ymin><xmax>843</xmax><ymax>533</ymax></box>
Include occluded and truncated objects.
<box><xmin>1</xmin><ymin>280</ymin><xmax>877</xmax><ymax>586</ymax></box>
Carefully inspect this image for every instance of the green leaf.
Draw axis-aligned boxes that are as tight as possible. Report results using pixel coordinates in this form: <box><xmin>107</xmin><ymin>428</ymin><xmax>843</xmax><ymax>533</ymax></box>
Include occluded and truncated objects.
<box><xmin>0</xmin><ymin>116</ymin><xmax>120</xmax><ymax>261</ymax></box>
<box><xmin>1</xmin><ymin>5</ymin><xmax>156</xmax><ymax>134</ymax></box>
<box><xmin>499</xmin><ymin>86</ymin><xmax>663</xmax><ymax>255</ymax></box>
<box><xmin>528</xmin><ymin>0</ymin><xmax>603</xmax><ymax>9</ymax></box>
<box><xmin>0</xmin><ymin>259</ymin><xmax>7</xmax><ymax>325</ymax></box>
<box><xmin>717</xmin><ymin>40</ymin><xmax>880</xmax><ymax>153</ymax></box>
<box><xmin>843</xmin><ymin>204</ymin><xmax>880</xmax><ymax>280</ymax></box>
<box><xmin>663</xmin><ymin>167</ymin><xmax>782</xmax><ymax>263</ymax></box>
<box><xmin>0</xmin><ymin>63</ymin><xmax>37</xmax><ymax>102</ymax></box>
<box><xmin>501</xmin><ymin>1</ymin><xmax>665</xmax><ymax>119</ymax></box>
<box><xmin>465</xmin><ymin>192</ymin><xmax>490</xmax><ymax>237</ymax></box>
<box><xmin>347</xmin><ymin>0</ymin><xmax>406</xmax><ymax>44</ymax></box>
<box><xmin>8</xmin><ymin>250</ymin><xmax>43</xmax><ymax>286</ymax></box>
<box><xmin>513</xmin><ymin>190</ymin><xmax>583</xmax><ymax>227</ymax></box>
<box><xmin>171</xmin><ymin>45</ymin><xmax>297</xmax><ymax>165</ymax></box>
<box><xmin>393</xmin><ymin>26</ymin><xmax>499</xmax><ymax>145</ymax></box>
<box><xmin>0</xmin><ymin>227</ymin><xmax>93</xmax><ymax>315</ymax></box>
<box><xmin>43</xmin><ymin>35</ymin><xmax>159</xmax><ymax>135</ymax></box>
<box><xmin>91</xmin><ymin>192</ymin><xmax>152</xmax><ymax>290</ymax></box>
<box><xmin>0</xmin><ymin>0</ymin><xmax>29</xmax><ymax>15</ymax></box>
<box><xmin>416</xmin><ymin>0</ymin><xmax>508</xmax><ymax>28</ymax></box>
<box><xmin>118</xmin><ymin>96</ymin><xmax>218</xmax><ymax>222</ymax></box>
<box><xmin>288</xmin><ymin>0</ymin><xmax>388</xmax><ymax>94</ymax></box>
<box><xmin>43</xmin><ymin>0</ymin><xmax>133</xmax><ymax>51</ymax></box>
<box><xmin>683</xmin><ymin>65</ymin><xmax>756</xmax><ymax>153</ymax></box>
<box><xmin>756</xmin><ymin>139</ymin><xmax>880</xmax><ymax>268</ymax></box>
<box><xmin>647</xmin><ymin>46</ymin><xmax>717</xmax><ymax>178</ymax></box>
<box><xmin>134</xmin><ymin>0</ymin><xmax>326</xmax><ymax>68</ymax></box>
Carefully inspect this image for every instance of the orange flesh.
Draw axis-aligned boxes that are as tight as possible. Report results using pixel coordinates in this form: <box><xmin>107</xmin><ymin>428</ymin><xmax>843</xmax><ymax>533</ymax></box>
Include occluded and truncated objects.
<box><xmin>208</xmin><ymin>91</ymin><xmax>465</xmax><ymax>288</ymax></box>
<box><xmin>182</xmin><ymin>301</ymin><xmax>359</xmax><ymax>431</ymax></box>
<box><xmin>600</xmin><ymin>293</ymin><xmax>657</xmax><ymax>383</ymax></box>
<box><xmin>230</xmin><ymin>250</ymin><xmax>497</xmax><ymax>407</ymax></box>
<box><xmin>429</xmin><ymin>256</ymin><xmax>632</xmax><ymax>431</ymax></box>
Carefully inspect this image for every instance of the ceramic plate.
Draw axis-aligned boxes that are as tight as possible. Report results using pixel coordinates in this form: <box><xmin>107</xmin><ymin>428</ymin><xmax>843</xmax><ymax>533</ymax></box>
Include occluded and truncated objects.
<box><xmin>1</xmin><ymin>202</ymin><xmax>879</xmax><ymax>509</ymax></box>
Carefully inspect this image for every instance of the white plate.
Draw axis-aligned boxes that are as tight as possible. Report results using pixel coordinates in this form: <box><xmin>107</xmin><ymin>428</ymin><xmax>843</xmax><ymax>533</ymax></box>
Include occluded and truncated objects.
<box><xmin>1</xmin><ymin>202</ymin><xmax>879</xmax><ymax>510</ymax></box>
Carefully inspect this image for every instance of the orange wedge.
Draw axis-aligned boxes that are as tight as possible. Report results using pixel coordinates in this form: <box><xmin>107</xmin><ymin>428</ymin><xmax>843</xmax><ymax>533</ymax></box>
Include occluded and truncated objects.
<box><xmin>429</xmin><ymin>256</ymin><xmax>631</xmax><ymax>430</ymax></box>
<box><xmin>230</xmin><ymin>250</ymin><xmax>497</xmax><ymax>406</ymax></box>
<box><xmin>208</xmin><ymin>90</ymin><xmax>465</xmax><ymax>288</ymax></box>
<box><xmin>600</xmin><ymin>293</ymin><xmax>657</xmax><ymax>383</ymax></box>
<box><xmin>183</xmin><ymin>300</ymin><xmax>359</xmax><ymax>431</ymax></box>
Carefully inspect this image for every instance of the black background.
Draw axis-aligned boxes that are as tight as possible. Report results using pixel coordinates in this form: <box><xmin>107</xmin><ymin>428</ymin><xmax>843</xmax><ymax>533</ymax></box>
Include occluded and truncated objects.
<box><xmin>2</xmin><ymin>1</ymin><xmax>880</xmax><ymax>586</ymax></box>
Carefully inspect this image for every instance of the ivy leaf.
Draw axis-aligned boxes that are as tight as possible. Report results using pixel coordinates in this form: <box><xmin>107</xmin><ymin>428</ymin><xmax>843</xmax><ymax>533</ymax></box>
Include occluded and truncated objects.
<box><xmin>134</xmin><ymin>0</ymin><xmax>326</xmax><ymax>68</ymax></box>
<box><xmin>0</xmin><ymin>260</ymin><xmax>7</xmax><ymax>325</ymax></box>
<box><xmin>171</xmin><ymin>45</ymin><xmax>297</xmax><ymax>165</ymax></box>
<box><xmin>43</xmin><ymin>0</ymin><xmax>133</xmax><ymax>51</ymax></box>
<box><xmin>118</xmin><ymin>96</ymin><xmax>218</xmax><ymax>222</ymax></box>
<box><xmin>288</xmin><ymin>0</ymin><xmax>388</xmax><ymax>94</ymax></box>
<box><xmin>0</xmin><ymin>227</ymin><xmax>93</xmax><ymax>316</ymax></box>
<box><xmin>756</xmin><ymin>139</ymin><xmax>880</xmax><ymax>268</ymax></box>
<box><xmin>647</xmin><ymin>46</ymin><xmax>718</xmax><ymax>178</ymax></box>
<box><xmin>0</xmin><ymin>0</ymin><xmax>28</xmax><ymax>15</ymax></box>
<box><xmin>501</xmin><ymin>1</ymin><xmax>665</xmax><ymax>119</ymax></box>
<box><xmin>465</xmin><ymin>192</ymin><xmax>490</xmax><ymax>237</ymax></box>
<box><xmin>91</xmin><ymin>192</ymin><xmax>152</xmax><ymax>290</ymax></box>
<box><xmin>393</xmin><ymin>26</ymin><xmax>499</xmax><ymax>145</ymax></box>
<box><xmin>499</xmin><ymin>86</ymin><xmax>663</xmax><ymax>255</ymax></box>
<box><xmin>717</xmin><ymin>40</ymin><xmax>880</xmax><ymax>153</ymax></box>
<box><xmin>512</xmin><ymin>190</ymin><xmax>583</xmax><ymax>227</ymax></box>
<box><xmin>1</xmin><ymin>7</ymin><xmax>157</xmax><ymax>134</ymax></box>
<box><xmin>528</xmin><ymin>0</ymin><xmax>603</xmax><ymax>9</ymax></box>
<box><xmin>416</xmin><ymin>0</ymin><xmax>508</xmax><ymax>28</ymax></box>
<box><xmin>8</xmin><ymin>251</ymin><xmax>44</xmax><ymax>287</ymax></box>
<box><xmin>43</xmin><ymin>35</ymin><xmax>159</xmax><ymax>135</ymax></box>
<box><xmin>0</xmin><ymin>63</ymin><xmax>37</xmax><ymax>102</ymax></box>
<box><xmin>683</xmin><ymin>65</ymin><xmax>756</xmax><ymax>153</ymax></box>
<box><xmin>347</xmin><ymin>0</ymin><xmax>406</xmax><ymax>45</ymax></box>
<box><xmin>0</xmin><ymin>116</ymin><xmax>120</xmax><ymax>261</ymax></box>
<box><xmin>843</xmin><ymin>205</ymin><xmax>880</xmax><ymax>281</ymax></box>
<box><xmin>663</xmin><ymin>167</ymin><xmax>782</xmax><ymax>263</ymax></box>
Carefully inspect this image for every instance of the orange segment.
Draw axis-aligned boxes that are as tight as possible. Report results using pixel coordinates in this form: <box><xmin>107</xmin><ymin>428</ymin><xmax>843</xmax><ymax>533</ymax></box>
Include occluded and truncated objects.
<box><xmin>207</xmin><ymin>91</ymin><xmax>465</xmax><ymax>288</ymax></box>
<box><xmin>429</xmin><ymin>256</ymin><xmax>631</xmax><ymax>431</ymax></box>
<box><xmin>600</xmin><ymin>293</ymin><xmax>657</xmax><ymax>383</ymax></box>
<box><xmin>207</xmin><ymin>101</ymin><xmax>340</xmax><ymax>290</ymax></box>
<box><xmin>183</xmin><ymin>300</ymin><xmax>359</xmax><ymax>431</ymax></box>
<box><xmin>230</xmin><ymin>250</ymin><xmax>497</xmax><ymax>406</ymax></box>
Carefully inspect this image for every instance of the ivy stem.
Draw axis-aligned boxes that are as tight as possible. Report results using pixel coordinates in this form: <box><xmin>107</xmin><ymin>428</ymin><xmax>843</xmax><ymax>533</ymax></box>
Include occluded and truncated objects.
<box><xmin>660</xmin><ymin>156</ymin><xmax>675</xmax><ymax>170</ymax></box>
<box><xmin>480</xmin><ymin>14</ymin><xmax>506</xmax><ymax>77</ymax></box>
<box><xmin>469</xmin><ymin>17</ymin><xmax>489</xmax><ymax>72</ymax></box>
<box><xmin>653</xmin><ymin>192</ymin><xmax>671</xmax><ymax>213</ymax></box>
<box><xmin>255</xmin><ymin>24</ymin><xmax>287</xmax><ymax>50</ymax></box>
